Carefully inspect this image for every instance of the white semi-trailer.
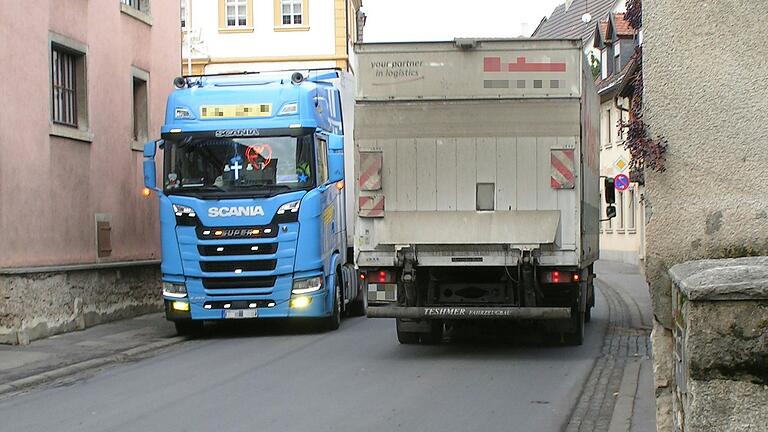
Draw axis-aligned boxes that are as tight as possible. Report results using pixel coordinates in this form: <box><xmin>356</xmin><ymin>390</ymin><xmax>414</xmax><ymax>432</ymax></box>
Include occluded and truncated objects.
<box><xmin>353</xmin><ymin>39</ymin><xmax>605</xmax><ymax>345</ymax></box>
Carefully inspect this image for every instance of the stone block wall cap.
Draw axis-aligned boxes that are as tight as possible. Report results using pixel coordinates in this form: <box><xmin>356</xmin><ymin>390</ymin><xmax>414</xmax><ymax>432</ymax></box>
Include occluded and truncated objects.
<box><xmin>669</xmin><ymin>257</ymin><xmax>768</xmax><ymax>301</ymax></box>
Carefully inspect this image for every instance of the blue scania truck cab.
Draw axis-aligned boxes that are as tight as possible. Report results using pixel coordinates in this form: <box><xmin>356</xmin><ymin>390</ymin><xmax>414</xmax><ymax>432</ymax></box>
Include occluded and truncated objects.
<box><xmin>143</xmin><ymin>70</ymin><xmax>365</xmax><ymax>335</ymax></box>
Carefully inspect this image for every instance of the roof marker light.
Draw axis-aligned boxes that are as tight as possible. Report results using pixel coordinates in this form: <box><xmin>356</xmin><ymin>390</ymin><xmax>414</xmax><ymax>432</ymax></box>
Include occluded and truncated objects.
<box><xmin>169</xmin><ymin>128</ymin><xmax>183</xmax><ymax>133</ymax></box>
<box><xmin>216</xmin><ymin>247</ymin><xmax>224</xmax><ymax>252</ymax></box>
<box><xmin>289</xmin><ymin>124</ymin><xmax>302</xmax><ymax>128</ymax></box>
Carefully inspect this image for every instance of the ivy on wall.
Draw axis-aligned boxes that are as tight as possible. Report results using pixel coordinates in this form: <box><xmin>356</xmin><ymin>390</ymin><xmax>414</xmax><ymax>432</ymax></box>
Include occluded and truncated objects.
<box><xmin>619</xmin><ymin>0</ymin><xmax>668</xmax><ymax>174</ymax></box>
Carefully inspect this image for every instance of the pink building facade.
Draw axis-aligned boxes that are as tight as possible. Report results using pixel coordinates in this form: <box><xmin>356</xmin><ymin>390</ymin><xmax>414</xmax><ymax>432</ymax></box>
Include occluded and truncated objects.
<box><xmin>0</xmin><ymin>1</ymin><xmax>180</xmax><ymax>344</ymax></box>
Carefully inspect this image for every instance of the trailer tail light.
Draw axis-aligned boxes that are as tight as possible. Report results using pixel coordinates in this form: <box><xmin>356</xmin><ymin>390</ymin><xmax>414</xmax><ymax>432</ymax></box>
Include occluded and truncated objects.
<box><xmin>543</xmin><ymin>271</ymin><xmax>581</xmax><ymax>284</ymax></box>
<box><xmin>365</xmin><ymin>270</ymin><xmax>395</xmax><ymax>284</ymax></box>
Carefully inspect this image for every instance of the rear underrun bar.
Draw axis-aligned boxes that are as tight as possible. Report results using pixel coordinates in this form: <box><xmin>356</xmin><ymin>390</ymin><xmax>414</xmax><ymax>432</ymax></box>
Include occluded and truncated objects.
<box><xmin>367</xmin><ymin>306</ymin><xmax>571</xmax><ymax>320</ymax></box>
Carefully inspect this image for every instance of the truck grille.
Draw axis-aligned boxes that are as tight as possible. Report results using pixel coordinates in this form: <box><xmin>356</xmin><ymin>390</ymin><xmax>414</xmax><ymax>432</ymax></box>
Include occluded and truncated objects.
<box><xmin>202</xmin><ymin>276</ymin><xmax>276</xmax><ymax>290</ymax></box>
<box><xmin>196</xmin><ymin>225</ymin><xmax>278</xmax><ymax>240</ymax></box>
<box><xmin>198</xmin><ymin>243</ymin><xmax>278</xmax><ymax>256</ymax></box>
<box><xmin>200</xmin><ymin>260</ymin><xmax>277</xmax><ymax>273</ymax></box>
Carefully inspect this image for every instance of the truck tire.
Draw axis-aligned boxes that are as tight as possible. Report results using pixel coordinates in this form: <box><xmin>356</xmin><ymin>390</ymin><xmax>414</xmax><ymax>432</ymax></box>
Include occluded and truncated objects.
<box><xmin>346</xmin><ymin>267</ymin><xmax>368</xmax><ymax>316</ymax></box>
<box><xmin>346</xmin><ymin>285</ymin><xmax>367</xmax><ymax>317</ymax></box>
<box><xmin>420</xmin><ymin>321</ymin><xmax>443</xmax><ymax>345</ymax></box>
<box><xmin>396</xmin><ymin>319</ymin><xmax>420</xmax><ymax>344</ymax></box>
<box><xmin>564</xmin><ymin>287</ymin><xmax>586</xmax><ymax>346</ymax></box>
<box><xmin>174</xmin><ymin>320</ymin><xmax>204</xmax><ymax>337</ymax></box>
<box><xmin>324</xmin><ymin>273</ymin><xmax>342</xmax><ymax>331</ymax></box>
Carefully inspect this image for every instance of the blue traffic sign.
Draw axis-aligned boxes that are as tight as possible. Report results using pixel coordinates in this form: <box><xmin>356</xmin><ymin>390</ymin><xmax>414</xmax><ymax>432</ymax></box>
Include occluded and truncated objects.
<box><xmin>614</xmin><ymin>174</ymin><xmax>630</xmax><ymax>191</ymax></box>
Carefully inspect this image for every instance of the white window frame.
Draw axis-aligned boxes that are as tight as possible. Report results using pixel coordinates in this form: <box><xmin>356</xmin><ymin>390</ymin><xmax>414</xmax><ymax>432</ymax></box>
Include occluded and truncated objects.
<box><xmin>181</xmin><ymin>0</ymin><xmax>188</xmax><ymax>29</ymax></box>
<box><xmin>604</xmin><ymin>108</ymin><xmax>613</xmax><ymax>148</ymax></box>
<box><xmin>616</xmin><ymin>191</ymin><xmax>625</xmax><ymax>232</ymax></box>
<box><xmin>281</xmin><ymin>0</ymin><xmax>303</xmax><ymax>25</ymax></box>
<box><xmin>226</xmin><ymin>0</ymin><xmax>248</xmax><ymax>27</ymax></box>
<box><xmin>627</xmin><ymin>187</ymin><xmax>636</xmax><ymax>232</ymax></box>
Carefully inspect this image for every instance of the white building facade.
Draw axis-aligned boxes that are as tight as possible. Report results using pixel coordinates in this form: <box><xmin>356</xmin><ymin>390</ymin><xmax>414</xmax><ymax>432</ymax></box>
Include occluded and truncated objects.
<box><xmin>181</xmin><ymin>0</ymin><xmax>364</xmax><ymax>74</ymax></box>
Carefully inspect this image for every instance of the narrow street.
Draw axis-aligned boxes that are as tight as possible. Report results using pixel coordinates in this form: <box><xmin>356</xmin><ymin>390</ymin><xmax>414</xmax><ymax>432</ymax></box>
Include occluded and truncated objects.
<box><xmin>0</xmin><ymin>262</ymin><xmax>652</xmax><ymax>432</ymax></box>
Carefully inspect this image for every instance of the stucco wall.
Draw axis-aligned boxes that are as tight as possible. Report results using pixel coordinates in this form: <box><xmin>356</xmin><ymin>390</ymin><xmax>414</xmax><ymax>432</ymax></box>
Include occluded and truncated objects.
<box><xmin>643</xmin><ymin>1</ymin><xmax>768</xmax><ymax>429</ymax></box>
<box><xmin>187</xmin><ymin>0</ymin><xmax>336</xmax><ymax>61</ymax></box>
<box><xmin>644</xmin><ymin>0</ymin><xmax>768</xmax><ymax>327</ymax></box>
<box><xmin>0</xmin><ymin>0</ymin><xmax>180</xmax><ymax>268</ymax></box>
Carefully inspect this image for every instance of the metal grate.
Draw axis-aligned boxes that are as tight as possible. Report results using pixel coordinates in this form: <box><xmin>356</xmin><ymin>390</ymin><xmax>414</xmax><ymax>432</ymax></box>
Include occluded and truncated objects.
<box><xmin>200</xmin><ymin>260</ymin><xmax>277</xmax><ymax>273</ymax></box>
<box><xmin>202</xmin><ymin>276</ymin><xmax>276</xmax><ymax>290</ymax></box>
<box><xmin>51</xmin><ymin>47</ymin><xmax>78</xmax><ymax>127</ymax></box>
<box><xmin>198</xmin><ymin>243</ymin><xmax>278</xmax><ymax>257</ymax></box>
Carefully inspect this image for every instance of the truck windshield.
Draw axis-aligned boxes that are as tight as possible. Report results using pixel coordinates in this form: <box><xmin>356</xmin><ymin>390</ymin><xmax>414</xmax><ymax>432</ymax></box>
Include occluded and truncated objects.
<box><xmin>163</xmin><ymin>134</ymin><xmax>315</xmax><ymax>196</ymax></box>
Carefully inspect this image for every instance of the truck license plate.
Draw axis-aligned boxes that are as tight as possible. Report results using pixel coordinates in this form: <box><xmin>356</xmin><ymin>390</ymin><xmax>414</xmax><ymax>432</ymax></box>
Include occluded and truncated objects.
<box><xmin>223</xmin><ymin>309</ymin><xmax>257</xmax><ymax>319</ymax></box>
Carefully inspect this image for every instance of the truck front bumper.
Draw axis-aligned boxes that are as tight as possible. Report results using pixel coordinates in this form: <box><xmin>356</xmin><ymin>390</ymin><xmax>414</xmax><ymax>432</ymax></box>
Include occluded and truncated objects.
<box><xmin>164</xmin><ymin>289</ymin><xmax>330</xmax><ymax>321</ymax></box>
<box><xmin>367</xmin><ymin>306</ymin><xmax>571</xmax><ymax>320</ymax></box>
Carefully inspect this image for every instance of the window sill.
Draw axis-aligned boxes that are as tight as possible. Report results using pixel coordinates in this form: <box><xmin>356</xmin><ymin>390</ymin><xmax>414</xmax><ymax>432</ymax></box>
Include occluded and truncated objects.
<box><xmin>219</xmin><ymin>27</ymin><xmax>254</xmax><ymax>34</ymax></box>
<box><xmin>50</xmin><ymin>124</ymin><xmax>93</xmax><ymax>143</ymax></box>
<box><xmin>131</xmin><ymin>140</ymin><xmax>148</xmax><ymax>152</ymax></box>
<box><xmin>616</xmin><ymin>229</ymin><xmax>626</xmax><ymax>234</ymax></box>
<box><xmin>627</xmin><ymin>228</ymin><xmax>637</xmax><ymax>234</ymax></box>
<box><xmin>273</xmin><ymin>25</ymin><xmax>310</xmax><ymax>32</ymax></box>
<box><xmin>120</xmin><ymin>4</ymin><xmax>153</xmax><ymax>26</ymax></box>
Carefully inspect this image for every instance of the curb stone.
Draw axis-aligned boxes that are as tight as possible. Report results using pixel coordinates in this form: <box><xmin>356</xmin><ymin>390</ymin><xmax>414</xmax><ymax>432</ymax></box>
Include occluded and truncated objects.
<box><xmin>0</xmin><ymin>336</ymin><xmax>186</xmax><ymax>396</ymax></box>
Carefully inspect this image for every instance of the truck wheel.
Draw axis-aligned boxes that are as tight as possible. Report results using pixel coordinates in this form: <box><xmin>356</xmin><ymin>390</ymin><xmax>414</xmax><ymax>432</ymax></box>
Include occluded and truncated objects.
<box><xmin>584</xmin><ymin>306</ymin><xmax>592</xmax><ymax>323</ymax></box>
<box><xmin>346</xmin><ymin>285</ymin><xmax>367</xmax><ymax>317</ymax></box>
<box><xmin>564</xmin><ymin>300</ymin><xmax>585</xmax><ymax>346</ymax></box>
<box><xmin>174</xmin><ymin>320</ymin><xmax>203</xmax><ymax>337</ymax></box>
<box><xmin>420</xmin><ymin>321</ymin><xmax>443</xmax><ymax>345</ymax></box>
<box><xmin>325</xmin><ymin>274</ymin><xmax>342</xmax><ymax>331</ymax></box>
<box><xmin>396</xmin><ymin>319</ymin><xmax>420</xmax><ymax>344</ymax></box>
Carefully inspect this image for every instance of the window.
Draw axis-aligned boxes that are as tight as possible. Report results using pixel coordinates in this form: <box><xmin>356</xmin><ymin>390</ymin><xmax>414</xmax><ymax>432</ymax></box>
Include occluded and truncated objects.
<box><xmin>51</xmin><ymin>47</ymin><xmax>78</xmax><ymax>127</ymax></box>
<box><xmin>226</xmin><ymin>0</ymin><xmax>247</xmax><ymax>27</ymax></box>
<box><xmin>121</xmin><ymin>0</ymin><xmax>152</xmax><ymax>25</ymax></box>
<box><xmin>121</xmin><ymin>0</ymin><xmax>149</xmax><ymax>13</ymax></box>
<box><xmin>219</xmin><ymin>0</ymin><xmax>253</xmax><ymax>31</ymax></box>
<box><xmin>316</xmin><ymin>137</ymin><xmax>328</xmax><ymax>185</ymax></box>
<box><xmin>614</xmin><ymin>42</ymin><xmax>621</xmax><ymax>73</ymax></box>
<box><xmin>603</xmin><ymin>109</ymin><xmax>612</xmax><ymax>148</ymax></box>
<box><xmin>617</xmin><ymin>191</ymin><xmax>625</xmax><ymax>231</ymax></box>
<box><xmin>50</xmin><ymin>34</ymin><xmax>90</xmax><ymax>141</ymax></box>
<box><xmin>627</xmin><ymin>187</ymin><xmax>636</xmax><ymax>230</ymax></box>
<box><xmin>281</xmin><ymin>0</ymin><xmax>302</xmax><ymax>25</ymax></box>
<box><xmin>131</xmin><ymin>67</ymin><xmax>149</xmax><ymax>148</ymax></box>
<box><xmin>600</xmin><ymin>48</ymin><xmax>608</xmax><ymax>79</ymax></box>
<box><xmin>273</xmin><ymin>0</ymin><xmax>308</xmax><ymax>30</ymax></box>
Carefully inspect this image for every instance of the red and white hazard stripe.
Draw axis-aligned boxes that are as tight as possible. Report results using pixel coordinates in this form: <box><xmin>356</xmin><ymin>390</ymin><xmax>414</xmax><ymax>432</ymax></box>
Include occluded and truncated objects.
<box><xmin>550</xmin><ymin>149</ymin><xmax>575</xmax><ymax>189</ymax></box>
<box><xmin>358</xmin><ymin>152</ymin><xmax>382</xmax><ymax>191</ymax></box>
<box><xmin>358</xmin><ymin>195</ymin><xmax>385</xmax><ymax>218</ymax></box>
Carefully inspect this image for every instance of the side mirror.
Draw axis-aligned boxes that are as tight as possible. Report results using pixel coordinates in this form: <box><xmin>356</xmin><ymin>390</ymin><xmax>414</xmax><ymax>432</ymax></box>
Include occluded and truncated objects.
<box><xmin>328</xmin><ymin>134</ymin><xmax>344</xmax><ymax>152</ymax></box>
<box><xmin>604</xmin><ymin>177</ymin><xmax>616</xmax><ymax>204</ymax></box>
<box><xmin>143</xmin><ymin>140</ymin><xmax>158</xmax><ymax>190</ymax></box>
<box><xmin>326</xmin><ymin>135</ymin><xmax>344</xmax><ymax>183</ymax></box>
<box><xmin>143</xmin><ymin>140</ymin><xmax>157</xmax><ymax>158</ymax></box>
<box><xmin>606</xmin><ymin>205</ymin><xmax>617</xmax><ymax>219</ymax></box>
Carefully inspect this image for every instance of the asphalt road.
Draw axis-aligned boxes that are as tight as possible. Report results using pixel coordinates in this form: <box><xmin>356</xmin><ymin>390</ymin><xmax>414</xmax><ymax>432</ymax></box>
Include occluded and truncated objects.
<box><xmin>0</xmin><ymin>295</ymin><xmax>610</xmax><ymax>432</ymax></box>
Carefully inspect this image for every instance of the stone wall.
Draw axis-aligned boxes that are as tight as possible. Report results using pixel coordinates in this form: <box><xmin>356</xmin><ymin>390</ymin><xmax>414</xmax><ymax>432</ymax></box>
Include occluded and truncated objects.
<box><xmin>0</xmin><ymin>264</ymin><xmax>162</xmax><ymax>345</ymax></box>
<box><xmin>643</xmin><ymin>1</ymin><xmax>768</xmax><ymax>429</ymax></box>
<box><xmin>669</xmin><ymin>258</ymin><xmax>768</xmax><ymax>432</ymax></box>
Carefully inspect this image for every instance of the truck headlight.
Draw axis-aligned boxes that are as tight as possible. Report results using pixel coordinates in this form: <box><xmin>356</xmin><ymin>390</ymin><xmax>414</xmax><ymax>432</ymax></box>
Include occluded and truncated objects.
<box><xmin>163</xmin><ymin>282</ymin><xmax>188</xmax><ymax>298</ymax></box>
<box><xmin>274</xmin><ymin>200</ymin><xmax>301</xmax><ymax>223</ymax></box>
<box><xmin>291</xmin><ymin>276</ymin><xmax>323</xmax><ymax>294</ymax></box>
<box><xmin>172</xmin><ymin>204</ymin><xmax>197</xmax><ymax>226</ymax></box>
